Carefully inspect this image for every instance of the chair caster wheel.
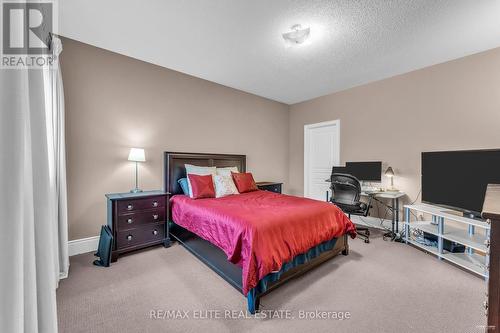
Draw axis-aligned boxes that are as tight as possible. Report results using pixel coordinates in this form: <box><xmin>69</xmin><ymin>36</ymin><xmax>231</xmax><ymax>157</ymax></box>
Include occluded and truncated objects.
<box><xmin>366</xmin><ymin>230</ymin><xmax>370</xmax><ymax>236</ymax></box>
<box><xmin>364</xmin><ymin>239</ymin><xmax>370</xmax><ymax>243</ymax></box>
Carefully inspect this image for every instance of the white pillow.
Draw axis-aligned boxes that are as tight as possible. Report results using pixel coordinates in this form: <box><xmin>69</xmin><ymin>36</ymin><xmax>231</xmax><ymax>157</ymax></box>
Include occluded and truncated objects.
<box><xmin>216</xmin><ymin>166</ymin><xmax>239</xmax><ymax>177</ymax></box>
<box><xmin>213</xmin><ymin>175</ymin><xmax>239</xmax><ymax>198</ymax></box>
<box><xmin>185</xmin><ymin>164</ymin><xmax>217</xmax><ymax>198</ymax></box>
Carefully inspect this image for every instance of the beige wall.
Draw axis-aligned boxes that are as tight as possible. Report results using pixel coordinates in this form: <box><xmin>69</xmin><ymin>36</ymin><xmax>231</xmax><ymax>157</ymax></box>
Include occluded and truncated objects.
<box><xmin>61</xmin><ymin>38</ymin><xmax>289</xmax><ymax>240</ymax></box>
<box><xmin>289</xmin><ymin>47</ymin><xmax>500</xmax><ymax>209</ymax></box>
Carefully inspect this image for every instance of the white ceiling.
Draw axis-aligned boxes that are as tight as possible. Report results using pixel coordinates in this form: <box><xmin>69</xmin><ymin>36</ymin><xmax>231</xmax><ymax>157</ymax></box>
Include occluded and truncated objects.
<box><xmin>60</xmin><ymin>0</ymin><xmax>500</xmax><ymax>104</ymax></box>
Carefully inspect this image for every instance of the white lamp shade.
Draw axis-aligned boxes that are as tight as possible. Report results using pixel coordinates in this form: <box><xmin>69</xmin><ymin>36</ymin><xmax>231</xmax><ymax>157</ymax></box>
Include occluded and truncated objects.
<box><xmin>128</xmin><ymin>148</ymin><xmax>146</xmax><ymax>162</ymax></box>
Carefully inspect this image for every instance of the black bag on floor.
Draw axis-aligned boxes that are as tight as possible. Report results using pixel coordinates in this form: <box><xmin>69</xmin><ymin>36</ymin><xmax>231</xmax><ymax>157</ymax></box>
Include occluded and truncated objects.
<box><xmin>93</xmin><ymin>225</ymin><xmax>113</xmax><ymax>267</ymax></box>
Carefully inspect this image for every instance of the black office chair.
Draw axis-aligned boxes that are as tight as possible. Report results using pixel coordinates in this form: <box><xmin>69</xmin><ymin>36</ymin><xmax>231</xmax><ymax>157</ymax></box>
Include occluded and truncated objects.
<box><xmin>329</xmin><ymin>173</ymin><xmax>372</xmax><ymax>243</ymax></box>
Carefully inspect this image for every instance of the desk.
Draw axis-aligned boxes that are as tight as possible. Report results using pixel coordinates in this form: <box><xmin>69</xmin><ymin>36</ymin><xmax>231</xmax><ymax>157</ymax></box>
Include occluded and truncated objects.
<box><xmin>361</xmin><ymin>190</ymin><xmax>406</xmax><ymax>240</ymax></box>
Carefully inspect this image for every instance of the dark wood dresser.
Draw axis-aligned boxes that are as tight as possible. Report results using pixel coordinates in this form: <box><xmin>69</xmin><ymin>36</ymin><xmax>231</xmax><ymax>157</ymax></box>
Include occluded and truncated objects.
<box><xmin>482</xmin><ymin>184</ymin><xmax>500</xmax><ymax>332</ymax></box>
<box><xmin>106</xmin><ymin>190</ymin><xmax>170</xmax><ymax>262</ymax></box>
<box><xmin>256</xmin><ymin>181</ymin><xmax>283</xmax><ymax>194</ymax></box>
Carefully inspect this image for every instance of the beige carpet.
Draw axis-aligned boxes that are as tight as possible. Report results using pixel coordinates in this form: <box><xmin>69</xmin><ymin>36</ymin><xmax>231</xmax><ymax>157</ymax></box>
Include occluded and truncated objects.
<box><xmin>57</xmin><ymin>231</ymin><xmax>486</xmax><ymax>333</ymax></box>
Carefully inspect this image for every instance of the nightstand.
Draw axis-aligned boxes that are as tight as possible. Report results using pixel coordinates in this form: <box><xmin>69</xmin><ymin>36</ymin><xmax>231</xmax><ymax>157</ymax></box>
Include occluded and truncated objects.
<box><xmin>106</xmin><ymin>190</ymin><xmax>170</xmax><ymax>262</ymax></box>
<box><xmin>256</xmin><ymin>182</ymin><xmax>283</xmax><ymax>194</ymax></box>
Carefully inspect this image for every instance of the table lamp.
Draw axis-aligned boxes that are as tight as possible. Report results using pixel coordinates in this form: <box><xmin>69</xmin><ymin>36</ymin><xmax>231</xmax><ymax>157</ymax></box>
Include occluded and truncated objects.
<box><xmin>128</xmin><ymin>148</ymin><xmax>146</xmax><ymax>193</ymax></box>
<box><xmin>385</xmin><ymin>166</ymin><xmax>398</xmax><ymax>191</ymax></box>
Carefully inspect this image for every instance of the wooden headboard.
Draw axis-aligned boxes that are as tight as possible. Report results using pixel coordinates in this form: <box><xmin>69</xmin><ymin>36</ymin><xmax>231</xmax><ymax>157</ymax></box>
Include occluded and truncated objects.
<box><xmin>163</xmin><ymin>152</ymin><xmax>246</xmax><ymax>195</ymax></box>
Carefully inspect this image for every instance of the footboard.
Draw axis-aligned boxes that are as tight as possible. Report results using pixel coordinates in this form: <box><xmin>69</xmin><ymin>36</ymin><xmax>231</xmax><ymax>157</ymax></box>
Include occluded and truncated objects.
<box><xmin>171</xmin><ymin>222</ymin><xmax>349</xmax><ymax>313</ymax></box>
<box><xmin>247</xmin><ymin>234</ymin><xmax>349</xmax><ymax>313</ymax></box>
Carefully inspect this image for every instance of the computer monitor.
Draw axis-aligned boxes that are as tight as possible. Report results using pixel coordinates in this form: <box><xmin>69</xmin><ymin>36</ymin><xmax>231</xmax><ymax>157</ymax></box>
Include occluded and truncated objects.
<box><xmin>345</xmin><ymin>161</ymin><xmax>382</xmax><ymax>182</ymax></box>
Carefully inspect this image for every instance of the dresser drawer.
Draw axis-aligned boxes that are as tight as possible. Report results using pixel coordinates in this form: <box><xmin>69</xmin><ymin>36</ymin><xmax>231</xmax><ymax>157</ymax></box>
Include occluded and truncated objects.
<box><xmin>117</xmin><ymin>196</ymin><xmax>165</xmax><ymax>214</ymax></box>
<box><xmin>116</xmin><ymin>223</ymin><xmax>165</xmax><ymax>249</ymax></box>
<box><xmin>117</xmin><ymin>209</ymin><xmax>165</xmax><ymax>230</ymax></box>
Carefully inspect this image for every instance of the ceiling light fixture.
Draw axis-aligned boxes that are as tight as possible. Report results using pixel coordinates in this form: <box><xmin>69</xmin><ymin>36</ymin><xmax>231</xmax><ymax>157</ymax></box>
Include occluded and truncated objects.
<box><xmin>282</xmin><ymin>24</ymin><xmax>310</xmax><ymax>45</ymax></box>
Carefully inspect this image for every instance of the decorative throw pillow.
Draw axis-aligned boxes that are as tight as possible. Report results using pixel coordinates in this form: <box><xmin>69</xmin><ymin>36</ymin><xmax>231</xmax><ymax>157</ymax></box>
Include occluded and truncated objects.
<box><xmin>216</xmin><ymin>166</ymin><xmax>239</xmax><ymax>177</ymax></box>
<box><xmin>177</xmin><ymin>178</ymin><xmax>189</xmax><ymax>195</ymax></box>
<box><xmin>187</xmin><ymin>174</ymin><xmax>216</xmax><ymax>199</ymax></box>
<box><xmin>231</xmin><ymin>172</ymin><xmax>258</xmax><ymax>193</ymax></box>
<box><xmin>185</xmin><ymin>164</ymin><xmax>217</xmax><ymax>198</ymax></box>
<box><xmin>213</xmin><ymin>175</ymin><xmax>239</xmax><ymax>198</ymax></box>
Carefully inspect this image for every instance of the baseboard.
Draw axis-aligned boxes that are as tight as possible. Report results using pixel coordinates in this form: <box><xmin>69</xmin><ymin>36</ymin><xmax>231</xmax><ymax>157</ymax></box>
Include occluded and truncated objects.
<box><xmin>68</xmin><ymin>235</ymin><xmax>99</xmax><ymax>256</ymax></box>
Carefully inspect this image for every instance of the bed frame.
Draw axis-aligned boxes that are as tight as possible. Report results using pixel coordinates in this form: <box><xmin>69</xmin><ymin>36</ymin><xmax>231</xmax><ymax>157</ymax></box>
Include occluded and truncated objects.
<box><xmin>163</xmin><ymin>151</ymin><xmax>349</xmax><ymax>313</ymax></box>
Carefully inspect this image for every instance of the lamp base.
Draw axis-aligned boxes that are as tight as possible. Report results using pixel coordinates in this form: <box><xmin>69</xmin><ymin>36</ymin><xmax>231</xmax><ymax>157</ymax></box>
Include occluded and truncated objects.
<box><xmin>385</xmin><ymin>187</ymin><xmax>399</xmax><ymax>192</ymax></box>
<box><xmin>130</xmin><ymin>188</ymin><xmax>143</xmax><ymax>193</ymax></box>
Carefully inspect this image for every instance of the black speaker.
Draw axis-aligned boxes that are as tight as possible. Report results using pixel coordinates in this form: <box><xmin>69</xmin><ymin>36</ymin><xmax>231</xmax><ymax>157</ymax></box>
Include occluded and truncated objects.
<box><xmin>93</xmin><ymin>225</ymin><xmax>113</xmax><ymax>267</ymax></box>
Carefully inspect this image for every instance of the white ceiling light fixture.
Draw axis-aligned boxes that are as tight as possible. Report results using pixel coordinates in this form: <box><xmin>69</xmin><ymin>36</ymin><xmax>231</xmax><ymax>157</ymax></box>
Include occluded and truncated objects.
<box><xmin>282</xmin><ymin>24</ymin><xmax>310</xmax><ymax>45</ymax></box>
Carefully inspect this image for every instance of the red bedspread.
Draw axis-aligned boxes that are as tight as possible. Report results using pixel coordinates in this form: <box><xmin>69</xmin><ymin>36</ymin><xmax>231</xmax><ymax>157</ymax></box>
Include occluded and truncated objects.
<box><xmin>170</xmin><ymin>190</ymin><xmax>356</xmax><ymax>295</ymax></box>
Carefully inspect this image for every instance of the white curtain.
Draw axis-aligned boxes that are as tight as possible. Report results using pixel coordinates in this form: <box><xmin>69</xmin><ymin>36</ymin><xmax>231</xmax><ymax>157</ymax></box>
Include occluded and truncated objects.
<box><xmin>44</xmin><ymin>37</ymin><xmax>70</xmax><ymax>281</ymax></box>
<box><xmin>0</xmin><ymin>37</ymin><xmax>68</xmax><ymax>333</ymax></box>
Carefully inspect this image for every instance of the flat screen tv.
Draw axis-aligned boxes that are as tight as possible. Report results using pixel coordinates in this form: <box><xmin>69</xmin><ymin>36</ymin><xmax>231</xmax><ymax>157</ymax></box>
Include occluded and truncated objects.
<box><xmin>421</xmin><ymin>149</ymin><xmax>500</xmax><ymax>217</ymax></box>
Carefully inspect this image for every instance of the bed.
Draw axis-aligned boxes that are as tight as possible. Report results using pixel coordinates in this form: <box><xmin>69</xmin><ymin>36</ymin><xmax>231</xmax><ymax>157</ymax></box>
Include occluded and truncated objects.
<box><xmin>164</xmin><ymin>152</ymin><xmax>355</xmax><ymax>313</ymax></box>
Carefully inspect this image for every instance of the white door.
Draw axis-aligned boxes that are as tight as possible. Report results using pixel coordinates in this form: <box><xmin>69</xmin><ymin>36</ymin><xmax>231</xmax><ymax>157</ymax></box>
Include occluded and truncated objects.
<box><xmin>304</xmin><ymin>120</ymin><xmax>340</xmax><ymax>200</ymax></box>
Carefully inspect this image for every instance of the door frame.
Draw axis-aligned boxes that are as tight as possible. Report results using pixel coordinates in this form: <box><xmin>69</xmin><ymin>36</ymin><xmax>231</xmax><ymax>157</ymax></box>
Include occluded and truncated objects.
<box><xmin>304</xmin><ymin>119</ymin><xmax>340</xmax><ymax>198</ymax></box>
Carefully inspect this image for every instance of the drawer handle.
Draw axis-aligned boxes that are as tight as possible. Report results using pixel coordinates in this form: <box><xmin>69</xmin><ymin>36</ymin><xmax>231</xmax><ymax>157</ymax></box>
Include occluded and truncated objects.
<box><xmin>153</xmin><ymin>214</ymin><xmax>159</xmax><ymax>220</ymax></box>
<box><xmin>483</xmin><ymin>300</ymin><xmax>489</xmax><ymax>310</ymax></box>
<box><xmin>153</xmin><ymin>230</ymin><xmax>158</xmax><ymax>235</ymax></box>
<box><xmin>126</xmin><ymin>235</ymin><xmax>133</xmax><ymax>241</ymax></box>
<box><xmin>127</xmin><ymin>218</ymin><xmax>133</xmax><ymax>224</ymax></box>
<box><xmin>152</xmin><ymin>201</ymin><xmax>158</xmax><ymax>207</ymax></box>
<box><xmin>127</xmin><ymin>204</ymin><xmax>133</xmax><ymax>210</ymax></box>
